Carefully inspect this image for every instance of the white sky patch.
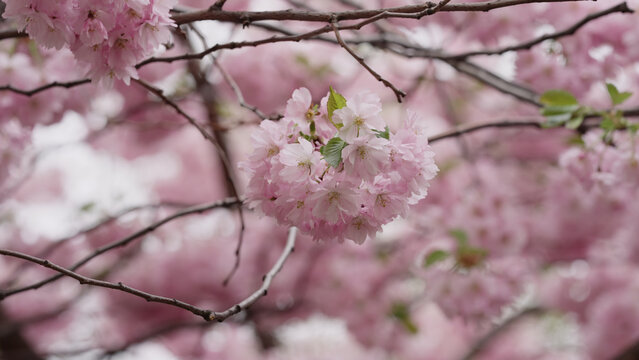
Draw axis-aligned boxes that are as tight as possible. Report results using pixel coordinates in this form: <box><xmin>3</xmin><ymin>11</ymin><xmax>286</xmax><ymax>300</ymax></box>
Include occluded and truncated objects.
<box><xmin>32</xmin><ymin>112</ymin><xmax>89</xmax><ymax>150</ymax></box>
<box><xmin>589</xmin><ymin>44</ymin><xmax>613</xmax><ymax>62</ymax></box>
<box><xmin>15</xmin><ymin>142</ymin><xmax>152</xmax><ymax>241</ymax></box>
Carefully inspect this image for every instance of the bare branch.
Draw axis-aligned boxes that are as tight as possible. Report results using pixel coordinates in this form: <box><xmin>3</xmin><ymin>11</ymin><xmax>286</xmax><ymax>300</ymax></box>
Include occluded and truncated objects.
<box><xmin>0</xmin><ymin>29</ymin><xmax>27</xmax><ymax>41</ymax></box>
<box><xmin>446</xmin><ymin>60</ymin><xmax>541</xmax><ymax>106</ymax></box>
<box><xmin>428</xmin><ymin>119</ymin><xmax>543</xmax><ymax>143</ymax></box>
<box><xmin>445</xmin><ymin>2</ymin><xmax>633</xmax><ymax>59</ymax></box>
<box><xmin>172</xmin><ymin>0</ymin><xmax>589</xmax><ymax>25</ymax></box>
<box><xmin>0</xmin><ymin>79</ymin><xmax>91</xmax><ymax>96</ymax></box>
<box><xmin>0</xmin><ymin>249</ymin><xmax>215</xmax><ymax>320</ymax></box>
<box><xmin>460</xmin><ymin>307</ymin><xmax>545</xmax><ymax>360</ymax></box>
<box><xmin>214</xmin><ymin>57</ymin><xmax>283</xmax><ymax>121</ymax></box>
<box><xmin>1</xmin><ymin>201</ymin><xmax>190</xmax><ymax>289</ymax></box>
<box><xmin>331</xmin><ymin>19</ymin><xmax>406</xmax><ymax>102</ymax></box>
<box><xmin>0</xmin><ymin>226</ymin><xmax>297</xmax><ymax>323</ymax></box>
<box><xmin>212</xmin><ymin>227</ymin><xmax>297</xmax><ymax>321</ymax></box>
<box><xmin>0</xmin><ymin>197</ymin><xmax>241</xmax><ymax>299</ymax></box>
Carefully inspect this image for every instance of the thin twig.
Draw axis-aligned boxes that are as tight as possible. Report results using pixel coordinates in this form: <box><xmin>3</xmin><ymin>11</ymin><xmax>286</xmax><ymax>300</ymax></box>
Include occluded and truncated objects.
<box><xmin>444</xmin><ymin>2</ymin><xmax>633</xmax><ymax>59</ymax></box>
<box><xmin>428</xmin><ymin>119</ymin><xmax>543</xmax><ymax>143</ymax></box>
<box><xmin>0</xmin><ymin>29</ymin><xmax>27</xmax><ymax>41</ymax></box>
<box><xmin>214</xmin><ymin>57</ymin><xmax>282</xmax><ymax>121</ymax></box>
<box><xmin>0</xmin><ymin>79</ymin><xmax>91</xmax><ymax>96</ymax></box>
<box><xmin>1</xmin><ymin>202</ymin><xmax>191</xmax><ymax>289</ymax></box>
<box><xmin>0</xmin><ymin>226</ymin><xmax>297</xmax><ymax>322</ymax></box>
<box><xmin>172</xmin><ymin>0</ymin><xmax>588</xmax><ymax>25</ymax></box>
<box><xmin>331</xmin><ymin>19</ymin><xmax>406</xmax><ymax>102</ymax></box>
<box><xmin>0</xmin><ymin>198</ymin><xmax>241</xmax><ymax>299</ymax></box>
<box><xmin>0</xmin><ymin>249</ymin><xmax>215</xmax><ymax>320</ymax></box>
<box><xmin>460</xmin><ymin>307</ymin><xmax>545</xmax><ymax>360</ymax></box>
<box><xmin>212</xmin><ymin>227</ymin><xmax>297</xmax><ymax>321</ymax></box>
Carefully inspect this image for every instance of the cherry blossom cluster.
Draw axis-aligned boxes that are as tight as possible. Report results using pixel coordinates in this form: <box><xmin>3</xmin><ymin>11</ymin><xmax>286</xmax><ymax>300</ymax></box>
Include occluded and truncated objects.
<box><xmin>3</xmin><ymin>0</ymin><xmax>176</xmax><ymax>85</ymax></box>
<box><xmin>241</xmin><ymin>87</ymin><xmax>438</xmax><ymax>244</ymax></box>
<box><xmin>560</xmin><ymin>129</ymin><xmax>639</xmax><ymax>190</ymax></box>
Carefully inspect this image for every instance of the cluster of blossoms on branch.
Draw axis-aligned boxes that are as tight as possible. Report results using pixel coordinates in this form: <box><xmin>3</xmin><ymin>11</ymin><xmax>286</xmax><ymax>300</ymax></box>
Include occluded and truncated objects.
<box><xmin>3</xmin><ymin>0</ymin><xmax>176</xmax><ymax>85</ymax></box>
<box><xmin>241</xmin><ymin>87</ymin><xmax>438</xmax><ymax>244</ymax></box>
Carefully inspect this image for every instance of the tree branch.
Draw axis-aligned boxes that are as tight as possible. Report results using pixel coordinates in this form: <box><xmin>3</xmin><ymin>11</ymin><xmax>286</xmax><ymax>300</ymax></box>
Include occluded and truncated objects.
<box><xmin>0</xmin><ymin>249</ymin><xmax>216</xmax><ymax>320</ymax></box>
<box><xmin>460</xmin><ymin>307</ymin><xmax>545</xmax><ymax>360</ymax></box>
<box><xmin>0</xmin><ymin>226</ymin><xmax>297</xmax><ymax>322</ymax></box>
<box><xmin>0</xmin><ymin>197</ymin><xmax>241</xmax><ymax>299</ymax></box>
<box><xmin>445</xmin><ymin>2</ymin><xmax>633</xmax><ymax>59</ymax></box>
<box><xmin>0</xmin><ymin>79</ymin><xmax>91</xmax><ymax>96</ymax></box>
<box><xmin>331</xmin><ymin>19</ymin><xmax>406</xmax><ymax>102</ymax></box>
<box><xmin>171</xmin><ymin>0</ymin><xmax>588</xmax><ymax>25</ymax></box>
<box><xmin>214</xmin><ymin>57</ymin><xmax>283</xmax><ymax>121</ymax></box>
<box><xmin>0</xmin><ymin>29</ymin><xmax>27</xmax><ymax>41</ymax></box>
<box><xmin>211</xmin><ymin>227</ymin><xmax>297</xmax><ymax>321</ymax></box>
<box><xmin>428</xmin><ymin>119</ymin><xmax>543</xmax><ymax>143</ymax></box>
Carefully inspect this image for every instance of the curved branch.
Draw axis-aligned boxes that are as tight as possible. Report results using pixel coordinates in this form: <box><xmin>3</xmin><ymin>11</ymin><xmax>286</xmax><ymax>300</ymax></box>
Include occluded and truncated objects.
<box><xmin>0</xmin><ymin>249</ymin><xmax>214</xmax><ymax>320</ymax></box>
<box><xmin>171</xmin><ymin>0</ymin><xmax>587</xmax><ymax>25</ymax></box>
<box><xmin>0</xmin><ymin>29</ymin><xmax>27</xmax><ymax>41</ymax></box>
<box><xmin>428</xmin><ymin>119</ymin><xmax>543</xmax><ymax>143</ymax></box>
<box><xmin>0</xmin><ymin>197</ymin><xmax>241</xmax><ymax>299</ymax></box>
<box><xmin>0</xmin><ymin>79</ymin><xmax>91</xmax><ymax>96</ymax></box>
<box><xmin>331</xmin><ymin>19</ymin><xmax>406</xmax><ymax>102</ymax></box>
<box><xmin>445</xmin><ymin>2</ymin><xmax>633</xmax><ymax>59</ymax></box>
<box><xmin>211</xmin><ymin>227</ymin><xmax>297</xmax><ymax>321</ymax></box>
<box><xmin>0</xmin><ymin>227</ymin><xmax>297</xmax><ymax>323</ymax></box>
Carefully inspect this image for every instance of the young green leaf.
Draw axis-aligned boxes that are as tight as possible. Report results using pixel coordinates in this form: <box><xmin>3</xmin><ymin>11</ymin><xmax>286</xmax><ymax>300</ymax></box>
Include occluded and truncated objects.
<box><xmin>565</xmin><ymin>115</ymin><xmax>584</xmax><ymax>130</ymax></box>
<box><xmin>320</xmin><ymin>137</ymin><xmax>348</xmax><ymax>168</ymax></box>
<box><xmin>448</xmin><ymin>228</ymin><xmax>468</xmax><ymax>247</ymax></box>
<box><xmin>539</xmin><ymin>90</ymin><xmax>578</xmax><ymax>107</ymax></box>
<box><xmin>606</xmin><ymin>83</ymin><xmax>633</xmax><ymax>106</ymax></box>
<box><xmin>372</xmin><ymin>126</ymin><xmax>390</xmax><ymax>140</ymax></box>
<box><xmin>327</xmin><ymin>86</ymin><xmax>347</xmax><ymax>126</ymax></box>
<box><xmin>390</xmin><ymin>303</ymin><xmax>419</xmax><ymax>334</ymax></box>
<box><xmin>423</xmin><ymin>250</ymin><xmax>450</xmax><ymax>268</ymax></box>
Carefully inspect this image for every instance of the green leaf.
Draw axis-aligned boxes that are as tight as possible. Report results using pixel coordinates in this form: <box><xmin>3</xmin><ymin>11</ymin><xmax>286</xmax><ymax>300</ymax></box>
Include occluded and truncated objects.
<box><xmin>600</xmin><ymin>116</ymin><xmax>615</xmax><ymax>132</ymax></box>
<box><xmin>373</xmin><ymin>126</ymin><xmax>390</xmax><ymax>140</ymax></box>
<box><xmin>320</xmin><ymin>137</ymin><xmax>347</xmax><ymax>168</ymax></box>
<box><xmin>539</xmin><ymin>90</ymin><xmax>578</xmax><ymax>107</ymax></box>
<box><xmin>606</xmin><ymin>83</ymin><xmax>633</xmax><ymax>106</ymax></box>
<box><xmin>448</xmin><ymin>228</ymin><xmax>468</xmax><ymax>247</ymax></box>
<box><xmin>456</xmin><ymin>247</ymin><xmax>488</xmax><ymax>269</ymax></box>
<box><xmin>565</xmin><ymin>115</ymin><xmax>584</xmax><ymax>130</ymax></box>
<box><xmin>298</xmin><ymin>131</ymin><xmax>313</xmax><ymax>142</ymax></box>
<box><xmin>327</xmin><ymin>86</ymin><xmax>347</xmax><ymax>127</ymax></box>
<box><xmin>423</xmin><ymin>250</ymin><xmax>450</xmax><ymax>268</ymax></box>
<box><xmin>80</xmin><ymin>202</ymin><xmax>96</xmax><ymax>212</ymax></box>
<box><xmin>390</xmin><ymin>303</ymin><xmax>419</xmax><ymax>334</ymax></box>
<box><xmin>541</xmin><ymin>105</ymin><xmax>580</xmax><ymax>117</ymax></box>
<box><xmin>309</xmin><ymin>121</ymin><xmax>316</xmax><ymax>136</ymax></box>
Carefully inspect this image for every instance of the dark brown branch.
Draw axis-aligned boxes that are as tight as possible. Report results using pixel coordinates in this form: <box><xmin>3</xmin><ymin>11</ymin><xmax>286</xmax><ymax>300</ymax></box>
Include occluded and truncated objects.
<box><xmin>214</xmin><ymin>57</ymin><xmax>283</xmax><ymax>121</ymax></box>
<box><xmin>445</xmin><ymin>2</ymin><xmax>633</xmax><ymax>59</ymax></box>
<box><xmin>211</xmin><ymin>0</ymin><xmax>228</xmax><ymax>10</ymax></box>
<box><xmin>137</xmin><ymin>24</ymin><xmax>336</xmax><ymax>68</ymax></box>
<box><xmin>1</xmin><ymin>201</ymin><xmax>190</xmax><ymax>289</ymax></box>
<box><xmin>0</xmin><ymin>29</ymin><xmax>27</xmax><ymax>41</ymax></box>
<box><xmin>172</xmin><ymin>0</ymin><xmax>588</xmax><ymax>25</ymax></box>
<box><xmin>178</xmin><ymin>29</ymin><xmax>248</xmax><ymax>287</ymax></box>
<box><xmin>444</xmin><ymin>60</ymin><xmax>541</xmax><ymax>106</ymax></box>
<box><xmin>0</xmin><ymin>249</ymin><xmax>215</xmax><ymax>320</ymax></box>
<box><xmin>460</xmin><ymin>307</ymin><xmax>545</xmax><ymax>360</ymax></box>
<box><xmin>212</xmin><ymin>227</ymin><xmax>297</xmax><ymax>321</ymax></box>
<box><xmin>0</xmin><ymin>79</ymin><xmax>91</xmax><ymax>96</ymax></box>
<box><xmin>331</xmin><ymin>19</ymin><xmax>406</xmax><ymax>102</ymax></box>
<box><xmin>0</xmin><ymin>226</ymin><xmax>297</xmax><ymax>323</ymax></box>
<box><xmin>428</xmin><ymin>119</ymin><xmax>543</xmax><ymax>143</ymax></box>
<box><xmin>613</xmin><ymin>339</ymin><xmax>639</xmax><ymax>360</ymax></box>
<box><xmin>0</xmin><ymin>197</ymin><xmax>241</xmax><ymax>299</ymax></box>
